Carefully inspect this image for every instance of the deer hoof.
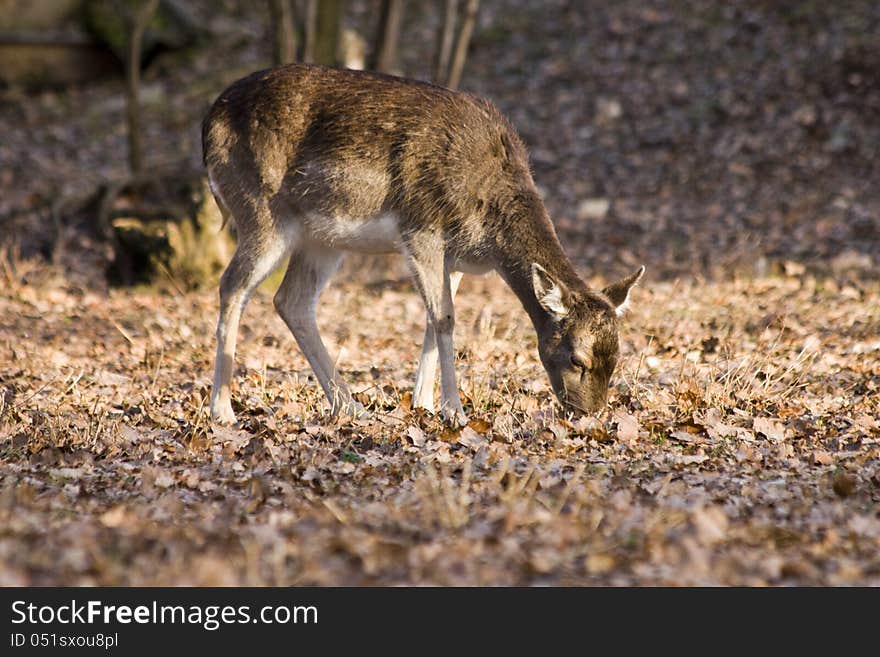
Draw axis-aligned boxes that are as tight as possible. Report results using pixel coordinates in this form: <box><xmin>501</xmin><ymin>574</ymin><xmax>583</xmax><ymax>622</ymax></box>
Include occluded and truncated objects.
<box><xmin>211</xmin><ymin>403</ymin><xmax>237</xmax><ymax>425</ymax></box>
<box><xmin>441</xmin><ymin>405</ymin><xmax>469</xmax><ymax>427</ymax></box>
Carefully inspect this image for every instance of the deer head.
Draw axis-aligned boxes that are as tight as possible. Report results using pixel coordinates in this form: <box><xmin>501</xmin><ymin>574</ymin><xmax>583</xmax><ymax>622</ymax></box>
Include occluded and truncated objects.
<box><xmin>532</xmin><ymin>264</ymin><xmax>645</xmax><ymax>415</ymax></box>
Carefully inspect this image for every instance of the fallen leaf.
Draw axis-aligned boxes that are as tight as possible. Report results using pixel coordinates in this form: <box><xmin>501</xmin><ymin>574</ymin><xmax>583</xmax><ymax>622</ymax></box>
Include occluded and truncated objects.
<box><xmin>457</xmin><ymin>427</ymin><xmax>488</xmax><ymax>450</ymax></box>
<box><xmin>467</xmin><ymin>418</ymin><xmax>492</xmax><ymax>434</ymax></box>
<box><xmin>614</xmin><ymin>411</ymin><xmax>639</xmax><ymax>444</ymax></box>
<box><xmin>753</xmin><ymin>417</ymin><xmax>786</xmax><ymax>443</ymax></box>
<box><xmin>437</xmin><ymin>426</ymin><xmax>462</xmax><ymax>443</ymax></box>
<box><xmin>670</xmin><ymin>431</ymin><xmax>700</xmax><ymax>444</ymax></box>
<box><xmin>405</xmin><ymin>425</ymin><xmax>426</xmax><ymax>447</ymax></box>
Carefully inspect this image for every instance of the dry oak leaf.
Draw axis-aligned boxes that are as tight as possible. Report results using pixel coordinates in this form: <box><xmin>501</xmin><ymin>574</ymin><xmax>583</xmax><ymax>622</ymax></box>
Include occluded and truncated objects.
<box><xmin>614</xmin><ymin>411</ymin><xmax>639</xmax><ymax>444</ymax></box>
<box><xmin>669</xmin><ymin>430</ymin><xmax>700</xmax><ymax>444</ymax></box>
<box><xmin>405</xmin><ymin>425</ymin><xmax>426</xmax><ymax>447</ymax></box>
<box><xmin>753</xmin><ymin>417</ymin><xmax>787</xmax><ymax>443</ymax></box>
<box><xmin>700</xmin><ymin>408</ymin><xmax>739</xmax><ymax>441</ymax></box>
<box><xmin>457</xmin><ymin>427</ymin><xmax>488</xmax><ymax>451</ymax></box>
<box><xmin>467</xmin><ymin>417</ymin><xmax>492</xmax><ymax>434</ymax></box>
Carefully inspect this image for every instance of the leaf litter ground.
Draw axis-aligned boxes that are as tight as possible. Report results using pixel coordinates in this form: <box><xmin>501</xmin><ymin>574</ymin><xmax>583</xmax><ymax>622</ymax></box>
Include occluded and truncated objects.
<box><xmin>1</xmin><ymin>260</ymin><xmax>878</xmax><ymax>585</ymax></box>
<box><xmin>2</xmin><ymin>0</ymin><xmax>880</xmax><ymax>586</ymax></box>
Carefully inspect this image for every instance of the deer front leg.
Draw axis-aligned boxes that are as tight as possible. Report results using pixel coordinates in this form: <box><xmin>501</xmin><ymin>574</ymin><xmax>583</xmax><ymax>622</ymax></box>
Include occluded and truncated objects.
<box><xmin>403</xmin><ymin>235</ymin><xmax>467</xmax><ymax>426</ymax></box>
<box><xmin>273</xmin><ymin>246</ymin><xmax>366</xmax><ymax>418</ymax></box>
<box><xmin>413</xmin><ymin>271</ymin><xmax>462</xmax><ymax>412</ymax></box>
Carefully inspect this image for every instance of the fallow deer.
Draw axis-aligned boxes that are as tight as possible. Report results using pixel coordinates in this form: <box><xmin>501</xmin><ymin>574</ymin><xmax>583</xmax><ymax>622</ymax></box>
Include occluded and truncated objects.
<box><xmin>202</xmin><ymin>64</ymin><xmax>644</xmax><ymax>426</ymax></box>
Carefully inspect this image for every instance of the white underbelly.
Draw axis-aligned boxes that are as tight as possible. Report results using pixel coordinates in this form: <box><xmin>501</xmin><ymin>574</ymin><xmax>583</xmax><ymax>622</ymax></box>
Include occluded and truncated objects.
<box><xmin>451</xmin><ymin>258</ymin><xmax>492</xmax><ymax>275</ymax></box>
<box><xmin>307</xmin><ymin>212</ymin><xmax>401</xmax><ymax>254</ymax></box>
<box><xmin>301</xmin><ymin>214</ymin><xmax>495</xmax><ymax>274</ymax></box>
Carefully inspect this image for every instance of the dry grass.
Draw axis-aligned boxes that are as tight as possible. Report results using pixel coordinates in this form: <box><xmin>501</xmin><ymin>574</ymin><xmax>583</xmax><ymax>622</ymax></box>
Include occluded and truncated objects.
<box><xmin>0</xmin><ymin>255</ymin><xmax>879</xmax><ymax>585</ymax></box>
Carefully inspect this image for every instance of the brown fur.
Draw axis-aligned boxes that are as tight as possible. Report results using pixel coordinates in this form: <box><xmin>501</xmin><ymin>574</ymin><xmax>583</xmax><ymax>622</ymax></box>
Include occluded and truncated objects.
<box><xmin>203</xmin><ymin>64</ymin><xmax>643</xmax><ymax>423</ymax></box>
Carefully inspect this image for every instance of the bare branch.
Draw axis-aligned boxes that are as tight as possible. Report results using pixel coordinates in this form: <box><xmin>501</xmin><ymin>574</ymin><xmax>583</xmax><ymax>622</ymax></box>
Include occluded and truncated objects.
<box><xmin>371</xmin><ymin>0</ymin><xmax>404</xmax><ymax>73</ymax></box>
<box><xmin>434</xmin><ymin>0</ymin><xmax>458</xmax><ymax>84</ymax></box>
<box><xmin>126</xmin><ymin>0</ymin><xmax>160</xmax><ymax>177</ymax></box>
<box><xmin>313</xmin><ymin>0</ymin><xmax>344</xmax><ymax>66</ymax></box>
<box><xmin>370</xmin><ymin>0</ymin><xmax>403</xmax><ymax>73</ymax></box>
<box><xmin>302</xmin><ymin>0</ymin><xmax>317</xmax><ymax>63</ymax></box>
<box><xmin>446</xmin><ymin>0</ymin><xmax>479</xmax><ymax>90</ymax></box>
<box><xmin>269</xmin><ymin>0</ymin><xmax>297</xmax><ymax>65</ymax></box>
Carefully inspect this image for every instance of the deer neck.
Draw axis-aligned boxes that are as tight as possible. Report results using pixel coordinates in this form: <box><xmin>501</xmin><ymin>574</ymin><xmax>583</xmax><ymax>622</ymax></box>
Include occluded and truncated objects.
<box><xmin>492</xmin><ymin>193</ymin><xmax>585</xmax><ymax>333</ymax></box>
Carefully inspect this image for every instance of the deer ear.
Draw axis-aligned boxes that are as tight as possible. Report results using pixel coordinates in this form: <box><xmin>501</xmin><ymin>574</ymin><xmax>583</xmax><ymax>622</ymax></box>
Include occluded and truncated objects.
<box><xmin>531</xmin><ymin>263</ymin><xmax>570</xmax><ymax>319</ymax></box>
<box><xmin>603</xmin><ymin>266</ymin><xmax>645</xmax><ymax>317</ymax></box>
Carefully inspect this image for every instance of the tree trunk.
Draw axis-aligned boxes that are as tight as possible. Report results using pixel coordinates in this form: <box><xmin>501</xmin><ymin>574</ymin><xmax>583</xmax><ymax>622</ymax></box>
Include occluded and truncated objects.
<box><xmin>434</xmin><ymin>0</ymin><xmax>457</xmax><ymax>84</ymax></box>
<box><xmin>269</xmin><ymin>0</ymin><xmax>297</xmax><ymax>65</ymax></box>
<box><xmin>126</xmin><ymin>0</ymin><xmax>160</xmax><ymax>177</ymax></box>
<box><xmin>301</xmin><ymin>0</ymin><xmax>317</xmax><ymax>63</ymax></box>
<box><xmin>371</xmin><ymin>0</ymin><xmax>403</xmax><ymax>73</ymax></box>
<box><xmin>446</xmin><ymin>0</ymin><xmax>479</xmax><ymax>90</ymax></box>
<box><xmin>313</xmin><ymin>0</ymin><xmax>344</xmax><ymax>66</ymax></box>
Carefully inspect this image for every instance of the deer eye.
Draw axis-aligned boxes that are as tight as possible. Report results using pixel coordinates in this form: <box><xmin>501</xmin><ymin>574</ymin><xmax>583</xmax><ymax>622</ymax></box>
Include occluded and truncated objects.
<box><xmin>570</xmin><ymin>353</ymin><xmax>590</xmax><ymax>371</ymax></box>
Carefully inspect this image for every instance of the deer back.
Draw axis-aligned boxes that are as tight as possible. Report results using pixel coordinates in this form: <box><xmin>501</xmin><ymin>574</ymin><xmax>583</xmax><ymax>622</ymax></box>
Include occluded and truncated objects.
<box><xmin>203</xmin><ymin>66</ymin><xmax>539</xmax><ymax>255</ymax></box>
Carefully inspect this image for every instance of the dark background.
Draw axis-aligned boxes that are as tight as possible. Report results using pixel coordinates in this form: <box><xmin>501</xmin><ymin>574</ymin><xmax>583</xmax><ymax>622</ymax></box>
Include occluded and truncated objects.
<box><xmin>2</xmin><ymin>0</ymin><xmax>878</xmax><ymax>287</ymax></box>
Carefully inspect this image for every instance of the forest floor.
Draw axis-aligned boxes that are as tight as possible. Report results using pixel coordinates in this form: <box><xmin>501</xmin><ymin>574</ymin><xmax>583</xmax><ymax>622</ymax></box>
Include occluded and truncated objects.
<box><xmin>1</xmin><ymin>260</ymin><xmax>878</xmax><ymax>585</ymax></box>
<box><xmin>1</xmin><ymin>1</ymin><xmax>879</xmax><ymax>585</ymax></box>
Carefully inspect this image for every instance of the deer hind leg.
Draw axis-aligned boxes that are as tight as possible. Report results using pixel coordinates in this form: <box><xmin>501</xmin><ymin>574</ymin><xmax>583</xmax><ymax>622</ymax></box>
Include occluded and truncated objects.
<box><xmin>210</xmin><ymin>220</ymin><xmax>296</xmax><ymax>425</ymax></box>
<box><xmin>273</xmin><ymin>245</ymin><xmax>365</xmax><ymax>418</ymax></box>
<box><xmin>412</xmin><ymin>270</ymin><xmax>463</xmax><ymax>412</ymax></box>
<box><xmin>403</xmin><ymin>234</ymin><xmax>466</xmax><ymax>426</ymax></box>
